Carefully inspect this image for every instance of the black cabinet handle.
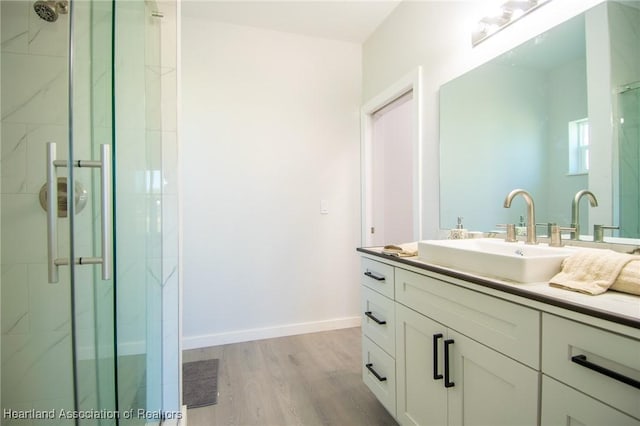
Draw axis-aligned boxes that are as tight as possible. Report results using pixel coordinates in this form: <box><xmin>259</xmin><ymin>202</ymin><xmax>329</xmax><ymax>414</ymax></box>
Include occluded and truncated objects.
<box><xmin>364</xmin><ymin>271</ymin><xmax>385</xmax><ymax>281</ymax></box>
<box><xmin>365</xmin><ymin>363</ymin><xmax>387</xmax><ymax>382</ymax></box>
<box><xmin>364</xmin><ymin>311</ymin><xmax>386</xmax><ymax>325</ymax></box>
<box><xmin>433</xmin><ymin>333</ymin><xmax>443</xmax><ymax>380</ymax></box>
<box><xmin>571</xmin><ymin>354</ymin><xmax>640</xmax><ymax>390</ymax></box>
<box><xmin>444</xmin><ymin>339</ymin><xmax>455</xmax><ymax>388</ymax></box>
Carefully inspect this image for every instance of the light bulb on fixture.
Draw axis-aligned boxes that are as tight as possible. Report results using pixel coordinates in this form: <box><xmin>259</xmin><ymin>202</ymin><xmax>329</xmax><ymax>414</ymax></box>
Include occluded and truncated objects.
<box><xmin>486</xmin><ymin>24</ymin><xmax>500</xmax><ymax>36</ymax></box>
<box><xmin>510</xmin><ymin>8</ymin><xmax>525</xmax><ymax>19</ymax></box>
<box><xmin>472</xmin><ymin>0</ymin><xmax>552</xmax><ymax>46</ymax></box>
<box><xmin>485</xmin><ymin>6</ymin><xmax>505</xmax><ymax>20</ymax></box>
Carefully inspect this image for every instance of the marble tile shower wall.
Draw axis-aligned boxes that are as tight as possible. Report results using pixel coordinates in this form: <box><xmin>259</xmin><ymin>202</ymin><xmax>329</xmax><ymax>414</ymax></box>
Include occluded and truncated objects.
<box><xmin>1</xmin><ymin>0</ymin><xmax>77</xmax><ymax>418</ymax></box>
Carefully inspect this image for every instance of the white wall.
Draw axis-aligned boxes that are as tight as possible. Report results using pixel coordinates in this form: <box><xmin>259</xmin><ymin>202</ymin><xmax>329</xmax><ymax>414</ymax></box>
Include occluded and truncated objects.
<box><xmin>586</xmin><ymin>2</ymin><xmax>614</xmax><ymax>232</ymax></box>
<box><xmin>363</xmin><ymin>0</ymin><xmax>604</xmax><ymax>238</ymax></box>
<box><xmin>181</xmin><ymin>15</ymin><xmax>362</xmax><ymax>347</ymax></box>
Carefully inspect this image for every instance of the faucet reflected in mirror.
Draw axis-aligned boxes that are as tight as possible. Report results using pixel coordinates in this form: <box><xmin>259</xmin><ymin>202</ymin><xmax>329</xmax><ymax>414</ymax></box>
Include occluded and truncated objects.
<box><xmin>439</xmin><ymin>2</ymin><xmax>640</xmax><ymax>241</ymax></box>
<box><xmin>501</xmin><ymin>189</ymin><xmax>623</xmax><ymax>245</ymax></box>
<box><xmin>504</xmin><ymin>189</ymin><xmax>537</xmax><ymax>245</ymax></box>
<box><xmin>571</xmin><ymin>190</ymin><xmax>598</xmax><ymax>240</ymax></box>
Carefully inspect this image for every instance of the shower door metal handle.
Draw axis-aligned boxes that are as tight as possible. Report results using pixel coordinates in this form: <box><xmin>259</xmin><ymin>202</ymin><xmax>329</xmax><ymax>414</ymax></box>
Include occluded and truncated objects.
<box><xmin>100</xmin><ymin>144</ymin><xmax>112</xmax><ymax>280</ymax></box>
<box><xmin>45</xmin><ymin>142</ymin><xmax>113</xmax><ymax>283</ymax></box>
<box><xmin>46</xmin><ymin>142</ymin><xmax>60</xmax><ymax>283</ymax></box>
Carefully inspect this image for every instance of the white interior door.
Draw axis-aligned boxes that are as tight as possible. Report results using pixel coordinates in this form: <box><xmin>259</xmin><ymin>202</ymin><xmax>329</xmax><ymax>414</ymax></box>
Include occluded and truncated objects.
<box><xmin>361</xmin><ymin>68</ymin><xmax>422</xmax><ymax>247</ymax></box>
<box><xmin>371</xmin><ymin>93</ymin><xmax>414</xmax><ymax>246</ymax></box>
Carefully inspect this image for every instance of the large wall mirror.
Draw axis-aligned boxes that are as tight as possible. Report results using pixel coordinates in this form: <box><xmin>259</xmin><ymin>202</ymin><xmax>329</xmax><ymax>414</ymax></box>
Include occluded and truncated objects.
<box><xmin>439</xmin><ymin>0</ymin><xmax>640</xmax><ymax>241</ymax></box>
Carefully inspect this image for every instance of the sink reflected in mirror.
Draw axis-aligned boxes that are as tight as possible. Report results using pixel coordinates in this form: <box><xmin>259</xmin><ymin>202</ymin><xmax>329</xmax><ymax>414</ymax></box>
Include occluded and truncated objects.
<box><xmin>418</xmin><ymin>238</ymin><xmax>582</xmax><ymax>283</ymax></box>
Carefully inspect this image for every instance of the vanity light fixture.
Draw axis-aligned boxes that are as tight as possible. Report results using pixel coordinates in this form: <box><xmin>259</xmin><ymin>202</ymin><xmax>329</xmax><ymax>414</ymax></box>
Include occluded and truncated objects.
<box><xmin>472</xmin><ymin>0</ymin><xmax>552</xmax><ymax>47</ymax></box>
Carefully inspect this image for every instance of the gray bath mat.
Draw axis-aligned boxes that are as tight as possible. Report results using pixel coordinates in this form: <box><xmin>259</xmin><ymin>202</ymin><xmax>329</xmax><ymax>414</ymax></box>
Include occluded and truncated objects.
<box><xmin>183</xmin><ymin>358</ymin><xmax>219</xmax><ymax>408</ymax></box>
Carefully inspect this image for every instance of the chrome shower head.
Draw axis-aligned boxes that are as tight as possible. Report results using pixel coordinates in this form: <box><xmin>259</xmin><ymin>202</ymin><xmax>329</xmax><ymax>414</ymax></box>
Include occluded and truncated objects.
<box><xmin>33</xmin><ymin>0</ymin><xmax>68</xmax><ymax>23</ymax></box>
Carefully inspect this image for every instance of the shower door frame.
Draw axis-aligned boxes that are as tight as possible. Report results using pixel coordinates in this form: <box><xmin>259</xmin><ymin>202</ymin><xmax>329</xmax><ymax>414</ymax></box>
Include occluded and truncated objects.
<box><xmin>614</xmin><ymin>81</ymin><xmax>640</xmax><ymax>238</ymax></box>
<box><xmin>66</xmin><ymin>0</ymin><xmax>118</xmax><ymax>422</ymax></box>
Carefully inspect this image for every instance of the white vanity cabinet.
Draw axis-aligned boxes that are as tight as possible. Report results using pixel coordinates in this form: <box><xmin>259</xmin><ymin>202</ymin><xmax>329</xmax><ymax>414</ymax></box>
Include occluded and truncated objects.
<box><xmin>541</xmin><ymin>313</ymin><xmax>640</xmax><ymax>425</ymax></box>
<box><xmin>394</xmin><ymin>270</ymin><xmax>539</xmax><ymax>426</ymax></box>
<box><xmin>541</xmin><ymin>376</ymin><xmax>640</xmax><ymax>426</ymax></box>
<box><xmin>394</xmin><ymin>304</ymin><xmax>447</xmax><ymax>425</ymax></box>
<box><xmin>358</xmin><ymin>250</ymin><xmax>640</xmax><ymax>426</ymax></box>
<box><xmin>361</xmin><ymin>258</ymin><xmax>397</xmax><ymax>416</ymax></box>
<box><xmin>361</xmin><ymin>257</ymin><xmax>395</xmax><ymax>299</ymax></box>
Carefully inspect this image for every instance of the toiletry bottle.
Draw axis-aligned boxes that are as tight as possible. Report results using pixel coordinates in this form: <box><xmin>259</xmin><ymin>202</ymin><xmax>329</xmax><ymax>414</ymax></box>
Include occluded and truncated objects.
<box><xmin>449</xmin><ymin>216</ymin><xmax>468</xmax><ymax>239</ymax></box>
<box><xmin>516</xmin><ymin>215</ymin><xmax>527</xmax><ymax>236</ymax></box>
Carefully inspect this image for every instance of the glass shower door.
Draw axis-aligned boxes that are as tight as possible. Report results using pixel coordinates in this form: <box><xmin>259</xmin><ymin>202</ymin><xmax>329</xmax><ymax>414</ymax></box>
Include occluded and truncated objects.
<box><xmin>113</xmin><ymin>1</ymin><xmax>164</xmax><ymax>424</ymax></box>
<box><xmin>69</xmin><ymin>0</ymin><xmax>117</xmax><ymax>422</ymax></box>
<box><xmin>72</xmin><ymin>0</ymin><xmax>163</xmax><ymax>425</ymax></box>
<box><xmin>71</xmin><ymin>0</ymin><xmax>165</xmax><ymax>423</ymax></box>
<box><xmin>618</xmin><ymin>84</ymin><xmax>640</xmax><ymax>238</ymax></box>
<box><xmin>66</xmin><ymin>0</ymin><xmax>166</xmax><ymax>422</ymax></box>
<box><xmin>0</xmin><ymin>1</ymin><xmax>117</xmax><ymax>424</ymax></box>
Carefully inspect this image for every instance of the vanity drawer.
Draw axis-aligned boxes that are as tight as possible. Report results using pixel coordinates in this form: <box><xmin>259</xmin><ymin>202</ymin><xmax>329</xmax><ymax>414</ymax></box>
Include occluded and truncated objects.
<box><xmin>362</xmin><ymin>335</ymin><xmax>396</xmax><ymax>418</ymax></box>
<box><xmin>395</xmin><ymin>268</ymin><xmax>540</xmax><ymax>368</ymax></box>
<box><xmin>541</xmin><ymin>375</ymin><xmax>640</xmax><ymax>426</ymax></box>
<box><xmin>542</xmin><ymin>313</ymin><xmax>640</xmax><ymax>419</ymax></box>
<box><xmin>361</xmin><ymin>285</ymin><xmax>395</xmax><ymax>356</ymax></box>
<box><xmin>361</xmin><ymin>258</ymin><xmax>395</xmax><ymax>299</ymax></box>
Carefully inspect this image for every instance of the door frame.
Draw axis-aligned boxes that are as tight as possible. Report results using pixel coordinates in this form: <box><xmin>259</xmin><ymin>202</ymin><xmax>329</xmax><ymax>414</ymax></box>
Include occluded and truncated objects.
<box><xmin>361</xmin><ymin>67</ymin><xmax>423</xmax><ymax>246</ymax></box>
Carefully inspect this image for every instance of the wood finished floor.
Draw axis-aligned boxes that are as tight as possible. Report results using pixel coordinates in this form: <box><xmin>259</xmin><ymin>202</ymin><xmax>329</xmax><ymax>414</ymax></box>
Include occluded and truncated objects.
<box><xmin>183</xmin><ymin>327</ymin><xmax>397</xmax><ymax>426</ymax></box>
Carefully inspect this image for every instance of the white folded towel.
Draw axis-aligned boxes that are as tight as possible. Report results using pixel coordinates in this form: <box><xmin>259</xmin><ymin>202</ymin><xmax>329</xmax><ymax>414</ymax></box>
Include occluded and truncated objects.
<box><xmin>549</xmin><ymin>249</ymin><xmax>638</xmax><ymax>295</ymax></box>
<box><xmin>610</xmin><ymin>259</ymin><xmax>640</xmax><ymax>296</ymax></box>
<box><xmin>382</xmin><ymin>242</ymin><xmax>418</xmax><ymax>257</ymax></box>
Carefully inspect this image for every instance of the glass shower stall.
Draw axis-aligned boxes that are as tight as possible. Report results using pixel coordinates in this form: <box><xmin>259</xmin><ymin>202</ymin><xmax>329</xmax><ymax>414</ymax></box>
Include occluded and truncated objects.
<box><xmin>1</xmin><ymin>1</ymin><xmax>180</xmax><ymax>424</ymax></box>
<box><xmin>618</xmin><ymin>82</ymin><xmax>640</xmax><ymax>238</ymax></box>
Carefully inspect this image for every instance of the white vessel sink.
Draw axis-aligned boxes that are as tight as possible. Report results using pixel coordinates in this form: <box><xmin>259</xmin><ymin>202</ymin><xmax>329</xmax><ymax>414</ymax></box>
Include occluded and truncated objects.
<box><xmin>417</xmin><ymin>238</ymin><xmax>580</xmax><ymax>283</ymax></box>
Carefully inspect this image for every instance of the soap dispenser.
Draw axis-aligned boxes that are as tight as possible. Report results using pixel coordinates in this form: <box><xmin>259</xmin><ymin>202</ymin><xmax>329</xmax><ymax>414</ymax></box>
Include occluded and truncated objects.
<box><xmin>516</xmin><ymin>215</ymin><xmax>527</xmax><ymax>236</ymax></box>
<box><xmin>449</xmin><ymin>216</ymin><xmax>468</xmax><ymax>239</ymax></box>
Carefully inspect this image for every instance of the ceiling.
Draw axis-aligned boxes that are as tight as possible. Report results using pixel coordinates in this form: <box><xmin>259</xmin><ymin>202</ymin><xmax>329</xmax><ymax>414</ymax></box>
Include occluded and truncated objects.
<box><xmin>181</xmin><ymin>1</ymin><xmax>403</xmax><ymax>44</ymax></box>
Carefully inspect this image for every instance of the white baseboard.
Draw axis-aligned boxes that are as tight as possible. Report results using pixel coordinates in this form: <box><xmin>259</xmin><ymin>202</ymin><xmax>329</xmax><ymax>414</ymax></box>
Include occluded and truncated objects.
<box><xmin>181</xmin><ymin>316</ymin><xmax>362</xmax><ymax>350</ymax></box>
<box><xmin>179</xmin><ymin>405</ymin><xmax>187</xmax><ymax>426</ymax></box>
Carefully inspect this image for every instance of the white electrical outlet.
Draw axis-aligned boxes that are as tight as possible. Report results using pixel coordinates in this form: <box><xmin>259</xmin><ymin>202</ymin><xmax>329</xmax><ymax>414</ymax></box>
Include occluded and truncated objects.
<box><xmin>320</xmin><ymin>199</ymin><xmax>329</xmax><ymax>214</ymax></box>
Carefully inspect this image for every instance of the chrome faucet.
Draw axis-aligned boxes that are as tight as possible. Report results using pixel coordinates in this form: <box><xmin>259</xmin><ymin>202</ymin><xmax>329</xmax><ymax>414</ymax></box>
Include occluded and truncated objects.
<box><xmin>571</xmin><ymin>190</ymin><xmax>598</xmax><ymax>240</ymax></box>
<box><xmin>503</xmin><ymin>189</ymin><xmax>537</xmax><ymax>245</ymax></box>
<box><xmin>593</xmin><ymin>224</ymin><xmax>618</xmax><ymax>242</ymax></box>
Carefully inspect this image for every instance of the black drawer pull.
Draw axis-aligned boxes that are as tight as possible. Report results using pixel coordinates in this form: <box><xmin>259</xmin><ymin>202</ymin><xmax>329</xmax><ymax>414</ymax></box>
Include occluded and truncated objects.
<box><xmin>364</xmin><ymin>271</ymin><xmax>385</xmax><ymax>281</ymax></box>
<box><xmin>365</xmin><ymin>363</ymin><xmax>387</xmax><ymax>382</ymax></box>
<box><xmin>433</xmin><ymin>333</ymin><xmax>443</xmax><ymax>380</ymax></box>
<box><xmin>444</xmin><ymin>339</ymin><xmax>455</xmax><ymax>388</ymax></box>
<box><xmin>571</xmin><ymin>354</ymin><xmax>640</xmax><ymax>390</ymax></box>
<box><xmin>364</xmin><ymin>311</ymin><xmax>386</xmax><ymax>325</ymax></box>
